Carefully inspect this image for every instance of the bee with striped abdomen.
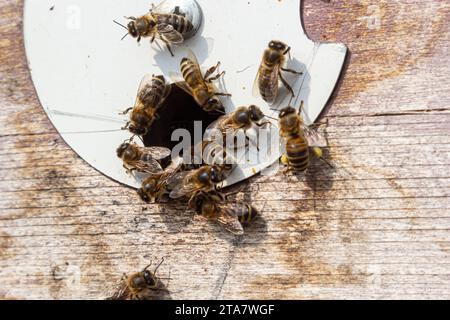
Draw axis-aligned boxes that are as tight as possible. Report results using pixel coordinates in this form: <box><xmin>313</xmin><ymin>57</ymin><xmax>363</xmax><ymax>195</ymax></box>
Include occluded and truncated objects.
<box><xmin>107</xmin><ymin>259</ymin><xmax>167</xmax><ymax>300</ymax></box>
<box><xmin>172</xmin><ymin>50</ymin><xmax>231</xmax><ymax>114</ymax></box>
<box><xmin>191</xmin><ymin>192</ymin><xmax>259</xmax><ymax>235</ymax></box>
<box><xmin>122</xmin><ymin>74</ymin><xmax>171</xmax><ymax>136</ymax></box>
<box><xmin>116</xmin><ymin>142</ymin><xmax>171</xmax><ymax>175</ymax></box>
<box><xmin>115</xmin><ymin>0</ymin><xmax>194</xmax><ymax>56</ymax></box>
<box><xmin>253</xmin><ymin>40</ymin><xmax>302</xmax><ymax>104</ymax></box>
<box><xmin>206</xmin><ymin>105</ymin><xmax>271</xmax><ymax>137</ymax></box>
<box><xmin>278</xmin><ymin>102</ymin><xmax>330</xmax><ymax>173</ymax></box>
<box><xmin>167</xmin><ymin>165</ymin><xmax>226</xmax><ymax>206</ymax></box>
<box><xmin>137</xmin><ymin>157</ymin><xmax>183</xmax><ymax>203</ymax></box>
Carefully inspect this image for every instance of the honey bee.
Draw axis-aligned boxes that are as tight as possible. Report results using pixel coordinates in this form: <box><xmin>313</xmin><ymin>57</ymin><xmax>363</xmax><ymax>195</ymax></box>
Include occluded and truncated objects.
<box><xmin>172</xmin><ymin>50</ymin><xmax>231</xmax><ymax>113</ymax></box>
<box><xmin>122</xmin><ymin>74</ymin><xmax>171</xmax><ymax>136</ymax></box>
<box><xmin>253</xmin><ymin>40</ymin><xmax>302</xmax><ymax>104</ymax></box>
<box><xmin>137</xmin><ymin>157</ymin><xmax>184</xmax><ymax>203</ymax></box>
<box><xmin>167</xmin><ymin>165</ymin><xmax>226</xmax><ymax>205</ymax></box>
<box><xmin>191</xmin><ymin>192</ymin><xmax>259</xmax><ymax>235</ymax></box>
<box><xmin>107</xmin><ymin>258</ymin><xmax>167</xmax><ymax>300</ymax></box>
<box><xmin>114</xmin><ymin>0</ymin><xmax>194</xmax><ymax>56</ymax></box>
<box><xmin>205</xmin><ymin>105</ymin><xmax>271</xmax><ymax>138</ymax></box>
<box><xmin>116</xmin><ymin>142</ymin><xmax>171</xmax><ymax>175</ymax></box>
<box><xmin>278</xmin><ymin>102</ymin><xmax>329</xmax><ymax>173</ymax></box>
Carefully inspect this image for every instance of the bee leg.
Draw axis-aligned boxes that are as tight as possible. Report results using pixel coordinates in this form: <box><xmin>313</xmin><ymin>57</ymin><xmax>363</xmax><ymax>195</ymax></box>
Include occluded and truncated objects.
<box><xmin>120</xmin><ymin>107</ymin><xmax>133</xmax><ymax>115</ymax></box>
<box><xmin>214</xmin><ymin>92</ymin><xmax>232</xmax><ymax>97</ymax></box>
<box><xmin>312</xmin><ymin>147</ymin><xmax>334</xmax><ymax>169</ymax></box>
<box><xmin>204</xmin><ymin>62</ymin><xmax>221</xmax><ymax>80</ymax></box>
<box><xmin>160</xmin><ymin>39</ymin><xmax>175</xmax><ymax>57</ymax></box>
<box><xmin>278</xmin><ymin>71</ymin><xmax>295</xmax><ymax>97</ymax></box>
<box><xmin>206</xmin><ymin>71</ymin><xmax>226</xmax><ymax>83</ymax></box>
<box><xmin>284</xmin><ymin>46</ymin><xmax>292</xmax><ymax>59</ymax></box>
<box><xmin>121</xmin><ymin>121</ymin><xmax>130</xmax><ymax>130</ymax></box>
<box><xmin>255</xmin><ymin>121</ymin><xmax>272</xmax><ymax>128</ymax></box>
<box><xmin>281</xmin><ymin>67</ymin><xmax>303</xmax><ymax>75</ymax></box>
<box><xmin>280</xmin><ymin>154</ymin><xmax>292</xmax><ymax>175</ymax></box>
<box><xmin>124</xmin><ymin>16</ymin><xmax>137</xmax><ymax>20</ymax></box>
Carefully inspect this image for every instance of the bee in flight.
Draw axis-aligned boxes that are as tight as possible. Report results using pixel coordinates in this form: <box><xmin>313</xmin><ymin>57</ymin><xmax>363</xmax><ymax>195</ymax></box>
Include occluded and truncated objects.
<box><xmin>253</xmin><ymin>40</ymin><xmax>302</xmax><ymax>104</ymax></box>
<box><xmin>137</xmin><ymin>157</ymin><xmax>184</xmax><ymax>203</ymax></box>
<box><xmin>167</xmin><ymin>165</ymin><xmax>226</xmax><ymax>206</ymax></box>
<box><xmin>278</xmin><ymin>102</ymin><xmax>331</xmax><ymax>174</ymax></box>
<box><xmin>116</xmin><ymin>142</ymin><xmax>171</xmax><ymax>175</ymax></box>
<box><xmin>114</xmin><ymin>0</ymin><xmax>194</xmax><ymax>56</ymax></box>
<box><xmin>191</xmin><ymin>192</ymin><xmax>259</xmax><ymax>235</ymax></box>
<box><xmin>122</xmin><ymin>74</ymin><xmax>171</xmax><ymax>137</ymax></box>
<box><xmin>107</xmin><ymin>258</ymin><xmax>168</xmax><ymax>300</ymax></box>
<box><xmin>172</xmin><ymin>50</ymin><xmax>231</xmax><ymax>114</ymax></box>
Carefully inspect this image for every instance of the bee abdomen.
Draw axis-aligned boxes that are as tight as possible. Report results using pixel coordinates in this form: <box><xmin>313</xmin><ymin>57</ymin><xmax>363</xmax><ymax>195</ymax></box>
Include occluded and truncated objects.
<box><xmin>286</xmin><ymin>136</ymin><xmax>310</xmax><ymax>172</ymax></box>
<box><xmin>157</xmin><ymin>14</ymin><xmax>193</xmax><ymax>36</ymax></box>
<box><xmin>181</xmin><ymin>59</ymin><xmax>202</xmax><ymax>87</ymax></box>
<box><xmin>236</xmin><ymin>204</ymin><xmax>258</xmax><ymax>225</ymax></box>
<box><xmin>258</xmin><ymin>68</ymin><xmax>277</xmax><ymax>102</ymax></box>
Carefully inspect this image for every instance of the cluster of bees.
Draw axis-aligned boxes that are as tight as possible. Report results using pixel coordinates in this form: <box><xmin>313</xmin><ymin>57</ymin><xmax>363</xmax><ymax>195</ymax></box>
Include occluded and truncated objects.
<box><xmin>109</xmin><ymin>1</ymin><xmax>331</xmax><ymax>300</ymax></box>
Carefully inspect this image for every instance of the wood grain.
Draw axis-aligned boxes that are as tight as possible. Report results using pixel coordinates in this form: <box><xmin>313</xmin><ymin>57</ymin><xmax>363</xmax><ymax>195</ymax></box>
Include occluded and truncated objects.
<box><xmin>1</xmin><ymin>0</ymin><xmax>450</xmax><ymax>299</ymax></box>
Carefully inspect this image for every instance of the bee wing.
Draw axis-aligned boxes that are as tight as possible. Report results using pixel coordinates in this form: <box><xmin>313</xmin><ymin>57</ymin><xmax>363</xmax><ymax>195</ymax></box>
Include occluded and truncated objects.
<box><xmin>137</xmin><ymin>74</ymin><xmax>171</xmax><ymax>109</ymax></box>
<box><xmin>184</xmin><ymin>49</ymin><xmax>209</xmax><ymax>89</ymax></box>
<box><xmin>171</xmin><ymin>79</ymin><xmax>195</xmax><ymax>98</ymax></box>
<box><xmin>168</xmin><ymin>171</ymin><xmax>204</xmax><ymax>199</ymax></box>
<box><xmin>106</xmin><ymin>278</ymin><xmax>129</xmax><ymax>300</ymax></box>
<box><xmin>252</xmin><ymin>65</ymin><xmax>263</xmax><ymax>98</ymax></box>
<box><xmin>151</xmin><ymin>0</ymin><xmax>173</xmax><ymax>14</ymax></box>
<box><xmin>155</xmin><ymin>23</ymin><xmax>184</xmax><ymax>44</ymax></box>
<box><xmin>129</xmin><ymin>158</ymin><xmax>164</xmax><ymax>174</ymax></box>
<box><xmin>160</xmin><ymin>157</ymin><xmax>184</xmax><ymax>181</ymax></box>
<box><xmin>134</xmin><ymin>74</ymin><xmax>154</xmax><ymax>107</ymax></box>
<box><xmin>139</xmin><ymin>146</ymin><xmax>172</xmax><ymax>160</ymax></box>
<box><xmin>302</xmin><ymin>125</ymin><xmax>328</xmax><ymax>148</ymax></box>
<box><xmin>205</xmin><ymin>114</ymin><xmax>232</xmax><ymax>133</ymax></box>
<box><xmin>216</xmin><ymin>206</ymin><xmax>244</xmax><ymax>235</ymax></box>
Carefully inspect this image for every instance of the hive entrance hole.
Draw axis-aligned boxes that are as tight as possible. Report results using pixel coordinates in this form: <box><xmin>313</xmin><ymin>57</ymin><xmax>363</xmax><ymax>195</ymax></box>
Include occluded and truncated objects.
<box><xmin>143</xmin><ymin>84</ymin><xmax>220</xmax><ymax>159</ymax></box>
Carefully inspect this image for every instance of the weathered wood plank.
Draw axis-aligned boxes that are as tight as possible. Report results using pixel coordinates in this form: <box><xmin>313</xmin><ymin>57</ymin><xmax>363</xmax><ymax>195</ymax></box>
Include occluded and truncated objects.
<box><xmin>1</xmin><ymin>0</ymin><xmax>450</xmax><ymax>300</ymax></box>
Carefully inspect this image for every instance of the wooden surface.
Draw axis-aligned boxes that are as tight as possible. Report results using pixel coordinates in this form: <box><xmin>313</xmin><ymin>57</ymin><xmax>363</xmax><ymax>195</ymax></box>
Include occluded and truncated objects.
<box><xmin>1</xmin><ymin>0</ymin><xmax>450</xmax><ymax>300</ymax></box>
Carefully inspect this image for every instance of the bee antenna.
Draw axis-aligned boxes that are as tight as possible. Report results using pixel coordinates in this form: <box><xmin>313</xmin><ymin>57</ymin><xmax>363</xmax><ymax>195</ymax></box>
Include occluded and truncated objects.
<box><xmin>143</xmin><ymin>260</ymin><xmax>152</xmax><ymax>272</ymax></box>
<box><xmin>113</xmin><ymin>20</ymin><xmax>128</xmax><ymax>30</ymax></box>
<box><xmin>298</xmin><ymin>100</ymin><xmax>305</xmax><ymax>115</ymax></box>
<box><xmin>121</xmin><ymin>32</ymin><xmax>129</xmax><ymax>41</ymax></box>
<box><xmin>265</xmin><ymin>115</ymin><xmax>278</xmax><ymax>121</ymax></box>
<box><xmin>154</xmin><ymin>257</ymin><xmax>165</xmax><ymax>274</ymax></box>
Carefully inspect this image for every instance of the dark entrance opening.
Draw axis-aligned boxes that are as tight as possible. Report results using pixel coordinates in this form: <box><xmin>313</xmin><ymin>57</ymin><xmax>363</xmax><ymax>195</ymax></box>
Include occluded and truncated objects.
<box><xmin>143</xmin><ymin>84</ymin><xmax>220</xmax><ymax>152</ymax></box>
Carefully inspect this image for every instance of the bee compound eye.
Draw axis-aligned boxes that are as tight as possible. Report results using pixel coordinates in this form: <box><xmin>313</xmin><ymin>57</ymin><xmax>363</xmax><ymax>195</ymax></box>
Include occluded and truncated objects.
<box><xmin>143</xmin><ymin>271</ymin><xmax>156</xmax><ymax>286</ymax></box>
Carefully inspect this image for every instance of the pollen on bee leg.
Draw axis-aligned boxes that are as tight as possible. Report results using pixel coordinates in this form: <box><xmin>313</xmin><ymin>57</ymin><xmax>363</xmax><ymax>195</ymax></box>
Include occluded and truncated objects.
<box><xmin>280</xmin><ymin>154</ymin><xmax>289</xmax><ymax>165</ymax></box>
<box><xmin>312</xmin><ymin>147</ymin><xmax>323</xmax><ymax>158</ymax></box>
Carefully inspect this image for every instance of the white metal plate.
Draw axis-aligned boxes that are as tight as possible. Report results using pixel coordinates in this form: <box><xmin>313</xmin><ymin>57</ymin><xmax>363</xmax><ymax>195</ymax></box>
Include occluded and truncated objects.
<box><xmin>23</xmin><ymin>0</ymin><xmax>347</xmax><ymax>188</ymax></box>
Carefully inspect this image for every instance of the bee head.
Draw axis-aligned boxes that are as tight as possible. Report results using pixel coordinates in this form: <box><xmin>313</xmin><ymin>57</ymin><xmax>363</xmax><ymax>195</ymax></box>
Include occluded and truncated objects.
<box><xmin>138</xmin><ymin>179</ymin><xmax>158</xmax><ymax>203</ymax></box>
<box><xmin>205</xmin><ymin>97</ymin><xmax>223</xmax><ymax>112</ymax></box>
<box><xmin>116</xmin><ymin>143</ymin><xmax>130</xmax><ymax>158</ymax></box>
<box><xmin>128</xmin><ymin>123</ymin><xmax>147</xmax><ymax>136</ymax></box>
<box><xmin>248</xmin><ymin>105</ymin><xmax>265</xmax><ymax>122</ymax></box>
<box><xmin>210</xmin><ymin>165</ymin><xmax>223</xmax><ymax>183</ymax></box>
<box><xmin>143</xmin><ymin>270</ymin><xmax>157</xmax><ymax>287</ymax></box>
<box><xmin>279</xmin><ymin>106</ymin><xmax>297</xmax><ymax>119</ymax></box>
<box><xmin>235</xmin><ymin>107</ymin><xmax>250</xmax><ymax>125</ymax></box>
<box><xmin>130</xmin><ymin>273</ymin><xmax>147</xmax><ymax>290</ymax></box>
<box><xmin>198</xmin><ymin>170</ymin><xmax>211</xmax><ymax>184</ymax></box>
<box><xmin>137</xmin><ymin>188</ymin><xmax>151</xmax><ymax>203</ymax></box>
<box><xmin>127</xmin><ymin>21</ymin><xmax>139</xmax><ymax>38</ymax></box>
<box><xmin>269</xmin><ymin>40</ymin><xmax>288</xmax><ymax>52</ymax></box>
